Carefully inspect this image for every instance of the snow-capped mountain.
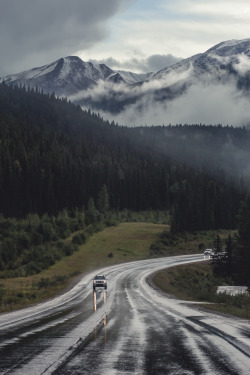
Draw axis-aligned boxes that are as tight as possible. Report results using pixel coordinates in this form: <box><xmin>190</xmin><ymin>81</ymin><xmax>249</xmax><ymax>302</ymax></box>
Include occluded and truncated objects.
<box><xmin>117</xmin><ymin>70</ymin><xmax>152</xmax><ymax>84</ymax></box>
<box><xmin>150</xmin><ymin>38</ymin><xmax>250</xmax><ymax>92</ymax></box>
<box><xmin>1</xmin><ymin>39</ymin><xmax>250</xmax><ymax>115</ymax></box>
<box><xmin>0</xmin><ymin>56</ymin><xmax>151</xmax><ymax>96</ymax></box>
<box><xmin>1</xmin><ymin>56</ymin><xmax>127</xmax><ymax>96</ymax></box>
<box><xmin>127</xmin><ymin>38</ymin><xmax>250</xmax><ymax>117</ymax></box>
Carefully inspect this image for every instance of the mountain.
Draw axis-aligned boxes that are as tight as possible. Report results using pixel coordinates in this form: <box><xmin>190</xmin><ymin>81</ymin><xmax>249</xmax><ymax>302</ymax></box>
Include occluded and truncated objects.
<box><xmin>150</xmin><ymin>38</ymin><xmax>250</xmax><ymax>94</ymax></box>
<box><xmin>0</xmin><ymin>56</ymin><xmax>150</xmax><ymax>96</ymax></box>
<box><xmin>1</xmin><ymin>39</ymin><xmax>250</xmax><ymax>115</ymax></box>
<box><xmin>0</xmin><ymin>56</ymin><xmax>125</xmax><ymax>96</ymax></box>
<box><xmin>117</xmin><ymin>70</ymin><xmax>152</xmax><ymax>84</ymax></box>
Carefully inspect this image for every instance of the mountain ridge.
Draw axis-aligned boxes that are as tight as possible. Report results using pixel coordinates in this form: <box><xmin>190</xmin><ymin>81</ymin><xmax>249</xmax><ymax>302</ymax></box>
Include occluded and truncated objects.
<box><xmin>1</xmin><ymin>38</ymin><xmax>250</xmax><ymax>115</ymax></box>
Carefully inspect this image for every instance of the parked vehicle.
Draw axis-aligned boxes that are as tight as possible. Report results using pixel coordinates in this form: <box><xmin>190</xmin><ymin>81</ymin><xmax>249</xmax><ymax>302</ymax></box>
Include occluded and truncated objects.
<box><xmin>204</xmin><ymin>249</ymin><xmax>213</xmax><ymax>257</ymax></box>
<box><xmin>211</xmin><ymin>251</ymin><xmax>227</xmax><ymax>260</ymax></box>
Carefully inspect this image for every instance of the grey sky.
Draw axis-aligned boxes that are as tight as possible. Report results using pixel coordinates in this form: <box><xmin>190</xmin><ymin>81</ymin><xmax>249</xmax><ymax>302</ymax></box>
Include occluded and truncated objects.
<box><xmin>90</xmin><ymin>54</ymin><xmax>183</xmax><ymax>74</ymax></box>
<box><xmin>0</xmin><ymin>0</ymin><xmax>135</xmax><ymax>75</ymax></box>
<box><xmin>1</xmin><ymin>0</ymin><xmax>250</xmax><ymax>76</ymax></box>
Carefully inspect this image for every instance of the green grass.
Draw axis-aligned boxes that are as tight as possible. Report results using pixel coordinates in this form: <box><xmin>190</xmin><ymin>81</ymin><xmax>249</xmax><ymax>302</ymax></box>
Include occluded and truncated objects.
<box><xmin>152</xmin><ymin>262</ymin><xmax>250</xmax><ymax>320</ymax></box>
<box><xmin>0</xmin><ymin>222</ymin><xmax>165</xmax><ymax>312</ymax></box>
<box><xmin>149</xmin><ymin>229</ymin><xmax>234</xmax><ymax>257</ymax></box>
<box><xmin>1</xmin><ymin>222</ymin><xmax>243</xmax><ymax>319</ymax></box>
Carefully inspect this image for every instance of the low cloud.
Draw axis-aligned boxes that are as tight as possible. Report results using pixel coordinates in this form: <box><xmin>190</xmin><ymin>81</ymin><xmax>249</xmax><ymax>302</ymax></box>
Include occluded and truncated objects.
<box><xmin>91</xmin><ymin>54</ymin><xmax>183</xmax><ymax>73</ymax></box>
<box><xmin>69</xmin><ymin>62</ymin><xmax>193</xmax><ymax>107</ymax></box>
<box><xmin>82</xmin><ymin>76</ymin><xmax>250</xmax><ymax>128</ymax></box>
<box><xmin>146</xmin><ymin>54</ymin><xmax>183</xmax><ymax>72</ymax></box>
<box><xmin>233</xmin><ymin>54</ymin><xmax>250</xmax><ymax>75</ymax></box>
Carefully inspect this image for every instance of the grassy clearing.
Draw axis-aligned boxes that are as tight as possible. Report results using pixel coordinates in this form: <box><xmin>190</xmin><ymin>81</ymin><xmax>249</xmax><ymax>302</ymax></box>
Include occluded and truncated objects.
<box><xmin>152</xmin><ymin>262</ymin><xmax>250</xmax><ymax>320</ymax></box>
<box><xmin>149</xmin><ymin>228</ymin><xmax>233</xmax><ymax>257</ymax></box>
<box><xmin>1</xmin><ymin>222</ymin><xmax>242</xmax><ymax>318</ymax></box>
<box><xmin>0</xmin><ymin>222</ymin><xmax>165</xmax><ymax>312</ymax></box>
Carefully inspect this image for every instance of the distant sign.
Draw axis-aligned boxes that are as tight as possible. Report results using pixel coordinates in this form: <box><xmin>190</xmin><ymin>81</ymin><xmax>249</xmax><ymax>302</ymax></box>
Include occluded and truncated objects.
<box><xmin>216</xmin><ymin>286</ymin><xmax>248</xmax><ymax>296</ymax></box>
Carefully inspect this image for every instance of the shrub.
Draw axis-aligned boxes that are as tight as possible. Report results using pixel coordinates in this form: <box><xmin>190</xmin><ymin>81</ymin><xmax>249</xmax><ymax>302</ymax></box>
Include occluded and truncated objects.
<box><xmin>25</xmin><ymin>261</ymin><xmax>42</xmax><ymax>275</ymax></box>
<box><xmin>72</xmin><ymin>232</ymin><xmax>86</xmax><ymax>245</ymax></box>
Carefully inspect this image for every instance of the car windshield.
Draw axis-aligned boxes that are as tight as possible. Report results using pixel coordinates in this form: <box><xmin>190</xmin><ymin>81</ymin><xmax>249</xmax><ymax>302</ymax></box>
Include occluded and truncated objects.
<box><xmin>95</xmin><ymin>275</ymin><xmax>105</xmax><ymax>280</ymax></box>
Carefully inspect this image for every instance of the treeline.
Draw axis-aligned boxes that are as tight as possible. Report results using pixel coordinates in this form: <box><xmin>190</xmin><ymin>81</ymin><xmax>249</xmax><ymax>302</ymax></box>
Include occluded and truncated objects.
<box><xmin>0</xmin><ymin>209</ymin><xmax>81</xmax><ymax>277</ymax></box>
<box><xmin>170</xmin><ymin>174</ymin><xmax>243</xmax><ymax>232</ymax></box>
<box><xmin>0</xmin><ymin>184</ymin><xmax>116</xmax><ymax>277</ymax></box>
<box><xmin>211</xmin><ymin>193</ymin><xmax>250</xmax><ymax>287</ymax></box>
<box><xmin>0</xmin><ymin>208</ymin><xmax>88</xmax><ymax>277</ymax></box>
<box><xmin>0</xmin><ymin>82</ymin><xmax>177</xmax><ymax>216</ymax></box>
<box><xmin>0</xmin><ymin>82</ymin><xmax>247</xmax><ymax>232</ymax></box>
<box><xmin>133</xmin><ymin>124</ymin><xmax>250</xmax><ymax>178</ymax></box>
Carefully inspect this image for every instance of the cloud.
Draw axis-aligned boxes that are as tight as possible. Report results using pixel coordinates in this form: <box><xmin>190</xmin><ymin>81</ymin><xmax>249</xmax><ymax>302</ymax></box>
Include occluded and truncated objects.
<box><xmin>91</xmin><ymin>54</ymin><xmax>183</xmax><ymax>73</ymax></box>
<box><xmin>163</xmin><ymin>0</ymin><xmax>250</xmax><ymax>20</ymax></box>
<box><xmin>162</xmin><ymin>81</ymin><xmax>250</xmax><ymax>126</ymax></box>
<box><xmin>0</xmin><ymin>0</ymin><xmax>135</xmax><ymax>76</ymax></box>
<box><xmin>85</xmin><ymin>76</ymin><xmax>250</xmax><ymax>128</ymax></box>
<box><xmin>100</xmin><ymin>0</ymin><xmax>250</xmax><ymax>66</ymax></box>
<box><xmin>68</xmin><ymin>62</ymin><xmax>193</xmax><ymax>113</ymax></box>
<box><xmin>233</xmin><ymin>54</ymin><xmax>250</xmax><ymax>76</ymax></box>
<box><xmin>146</xmin><ymin>55</ymin><xmax>183</xmax><ymax>72</ymax></box>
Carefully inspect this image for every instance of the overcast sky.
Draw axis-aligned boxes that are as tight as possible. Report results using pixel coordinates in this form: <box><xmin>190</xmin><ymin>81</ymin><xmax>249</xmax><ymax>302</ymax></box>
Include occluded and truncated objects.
<box><xmin>1</xmin><ymin>0</ymin><xmax>250</xmax><ymax>76</ymax></box>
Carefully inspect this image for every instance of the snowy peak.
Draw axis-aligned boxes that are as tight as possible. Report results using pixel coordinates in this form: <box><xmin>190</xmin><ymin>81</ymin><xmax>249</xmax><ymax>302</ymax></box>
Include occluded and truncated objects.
<box><xmin>206</xmin><ymin>38</ymin><xmax>250</xmax><ymax>56</ymax></box>
<box><xmin>117</xmin><ymin>70</ymin><xmax>152</xmax><ymax>84</ymax></box>
<box><xmin>1</xmin><ymin>38</ymin><xmax>250</xmax><ymax>115</ymax></box>
<box><xmin>1</xmin><ymin>56</ymin><xmax>126</xmax><ymax>95</ymax></box>
<box><xmin>151</xmin><ymin>38</ymin><xmax>250</xmax><ymax>86</ymax></box>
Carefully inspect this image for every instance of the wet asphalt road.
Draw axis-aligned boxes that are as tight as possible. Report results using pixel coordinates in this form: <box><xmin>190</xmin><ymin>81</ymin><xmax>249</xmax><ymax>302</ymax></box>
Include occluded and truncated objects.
<box><xmin>0</xmin><ymin>254</ymin><xmax>250</xmax><ymax>375</ymax></box>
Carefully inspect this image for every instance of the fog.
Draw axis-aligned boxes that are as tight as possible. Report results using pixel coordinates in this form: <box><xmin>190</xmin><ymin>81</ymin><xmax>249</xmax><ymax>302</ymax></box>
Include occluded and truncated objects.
<box><xmin>90</xmin><ymin>54</ymin><xmax>183</xmax><ymax>73</ymax></box>
<box><xmin>111</xmin><ymin>80</ymin><xmax>250</xmax><ymax>127</ymax></box>
<box><xmin>70</xmin><ymin>69</ymin><xmax>250</xmax><ymax>128</ymax></box>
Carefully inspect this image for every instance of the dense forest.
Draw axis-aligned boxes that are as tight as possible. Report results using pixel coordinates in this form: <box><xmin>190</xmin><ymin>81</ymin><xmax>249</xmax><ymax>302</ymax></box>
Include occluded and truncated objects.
<box><xmin>0</xmin><ymin>82</ymin><xmax>247</xmax><ymax>231</ymax></box>
<box><xmin>0</xmin><ymin>82</ymin><xmax>250</xmax><ymax>283</ymax></box>
<box><xmin>209</xmin><ymin>192</ymin><xmax>250</xmax><ymax>287</ymax></box>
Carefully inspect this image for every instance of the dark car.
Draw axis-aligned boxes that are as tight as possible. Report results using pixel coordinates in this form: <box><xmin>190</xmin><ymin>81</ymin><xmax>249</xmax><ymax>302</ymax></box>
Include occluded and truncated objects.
<box><xmin>93</xmin><ymin>275</ymin><xmax>107</xmax><ymax>290</ymax></box>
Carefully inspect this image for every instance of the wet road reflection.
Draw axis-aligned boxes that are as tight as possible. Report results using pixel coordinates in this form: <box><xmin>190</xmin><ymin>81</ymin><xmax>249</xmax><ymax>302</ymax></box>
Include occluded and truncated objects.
<box><xmin>93</xmin><ymin>289</ymin><xmax>97</xmax><ymax>312</ymax></box>
<box><xmin>93</xmin><ymin>289</ymin><xmax>108</xmax><ymax>327</ymax></box>
<box><xmin>0</xmin><ymin>254</ymin><xmax>249</xmax><ymax>374</ymax></box>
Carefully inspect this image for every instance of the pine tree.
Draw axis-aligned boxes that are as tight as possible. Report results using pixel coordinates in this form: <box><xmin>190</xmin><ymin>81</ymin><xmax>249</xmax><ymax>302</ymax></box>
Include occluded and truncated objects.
<box><xmin>224</xmin><ymin>234</ymin><xmax>234</xmax><ymax>277</ymax></box>
<box><xmin>235</xmin><ymin>195</ymin><xmax>250</xmax><ymax>287</ymax></box>
<box><xmin>85</xmin><ymin>197</ymin><xmax>98</xmax><ymax>225</ymax></box>
<box><xmin>97</xmin><ymin>185</ymin><xmax>109</xmax><ymax>214</ymax></box>
<box><xmin>214</xmin><ymin>234</ymin><xmax>223</xmax><ymax>253</ymax></box>
<box><xmin>212</xmin><ymin>234</ymin><xmax>224</xmax><ymax>276</ymax></box>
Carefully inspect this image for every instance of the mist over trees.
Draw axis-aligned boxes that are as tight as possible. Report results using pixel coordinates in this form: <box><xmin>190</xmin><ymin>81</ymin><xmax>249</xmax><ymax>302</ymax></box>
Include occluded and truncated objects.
<box><xmin>0</xmin><ymin>82</ymin><xmax>250</xmax><ymax>283</ymax></box>
<box><xmin>0</xmin><ymin>82</ymin><xmax>248</xmax><ymax>225</ymax></box>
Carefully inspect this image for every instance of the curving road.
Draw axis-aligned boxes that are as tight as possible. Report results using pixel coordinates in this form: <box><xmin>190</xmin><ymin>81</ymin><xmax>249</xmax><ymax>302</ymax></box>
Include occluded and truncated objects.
<box><xmin>0</xmin><ymin>254</ymin><xmax>250</xmax><ymax>374</ymax></box>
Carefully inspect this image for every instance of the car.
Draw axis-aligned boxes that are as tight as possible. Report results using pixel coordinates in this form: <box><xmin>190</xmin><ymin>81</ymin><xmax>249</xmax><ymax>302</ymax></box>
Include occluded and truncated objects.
<box><xmin>93</xmin><ymin>274</ymin><xmax>107</xmax><ymax>290</ymax></box>
<box><xmin>204</xmin><ymin>249</ymin><xmax>213</xmax><ymax>257</ymax></box>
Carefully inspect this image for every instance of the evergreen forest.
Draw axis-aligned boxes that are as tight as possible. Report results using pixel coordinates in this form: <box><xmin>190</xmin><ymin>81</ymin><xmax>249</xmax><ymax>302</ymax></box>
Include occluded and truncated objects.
<box><xmin>0</xmin><ymin>82</ymin><xmax>250</xmax><ymax>283</ymax></box>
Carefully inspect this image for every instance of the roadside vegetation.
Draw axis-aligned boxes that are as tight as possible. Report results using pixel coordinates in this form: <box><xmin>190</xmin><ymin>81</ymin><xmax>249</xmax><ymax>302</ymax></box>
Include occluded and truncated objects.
<box><xmin>151</xmin><ymin>199</ymin><xmax>250</xmax><ymax>320</ymax></box>
<box><xmin>149</xmin><ymin>228</ymin><xmax>232</xmax><ymax>257</ymax></box>
<box><xmin>0</xmin><ymin>212</ymin><xmax>237</xmax><ymax>315</ymax></box>
<box><xmin>0</xmin><ymin>220</ymin><xmax>167</xmax><ymax>312</ymax></box>
<box><xmin>0</xmin><ymin>206</ymin><xmax>169</xmax><ymax>279</ymax></box>
<box><xmin>152</xmin><ymin>262</ymin><xmax>250</xmax><ymax>320</ymax></box>
<box><xmin>0</xmin><ymin>83</ymin><xmax>250</xmax><ymax>318</ymax></box>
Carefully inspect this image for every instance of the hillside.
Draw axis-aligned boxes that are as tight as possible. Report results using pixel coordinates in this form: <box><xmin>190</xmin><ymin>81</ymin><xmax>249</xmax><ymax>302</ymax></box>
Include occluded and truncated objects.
<box><xmin>2</xmin><ymin>39</ymin><xmax>250</xmax><ymax>121</ymax></box>
<box><xmin>0</xmin><ymin>82</ymin><xmax>247</xmax><ymax>232</ymax></box>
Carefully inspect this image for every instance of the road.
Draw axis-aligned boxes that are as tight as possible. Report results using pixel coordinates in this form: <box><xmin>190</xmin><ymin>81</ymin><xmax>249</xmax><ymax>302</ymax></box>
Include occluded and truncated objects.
<box><xmin>0</xmin><ymin>254</ymin><xmax>249</xmax><ymax>374</ymax></box>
